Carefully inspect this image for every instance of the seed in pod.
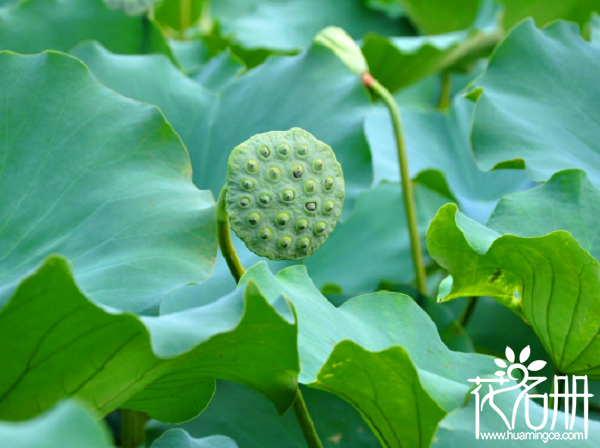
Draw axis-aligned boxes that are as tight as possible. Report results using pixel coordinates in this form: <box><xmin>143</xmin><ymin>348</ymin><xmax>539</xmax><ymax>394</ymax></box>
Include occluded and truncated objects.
<box><xmin>292</xmin><ymin>164</ymin><xmax>304</xmax><ymax>179</ymax></box>
<box><xmin>247</xmin><ymin>212</ymin><xmax>261</xmax><ymax>226</ymax></box>
<box><xmin>258</xmin><ymin>193</ymin><xmax>272</xmax><ymax>205</ymax></box>
<box><xmin>296</xmin><ymin>144</ymin><xmax>308</xmax><ymax>156</ymax></box>
<box><xmin>324</xmin><ymin>177</ymin><xmax>334</xmax><ymax>190</ymax></box>
<box><xmin>279</xmin><ymin>236</ymin><xmax>293</xmax><ymax>248</ymax></box>
<box><xmin>315</xmin><ymin>221</ymin><xmax>327</xmax><ymax>235</ymax></box>
<box><xmin>246</xmin><ymin>160</ymin><xmax>259</xmax><ymax>173</ymax></box>
<box><xmin>277</xmin><ymin>212</ymin><xmax>290</xmax><ymax>226</ymax></box>
<box><xmin>259</xmin><ymin>228</ymin><xmax>273</xmax><ymax>240</ymax></box>
<box><xmin>226</xmin><ymin>128</ymin><xmax>345</xmax><ymax>260</ymax></box>
<box><xmin>278</xmin><ymin>143</ymin><xmax>291</xmax><ymax>155</ymax></box>
<box><xmin>296</xmin><ymin>219</ymin><xmax>309</xmax><ymax>231</ymax></box>
<box><xmin>304</xmin><ymin>180</ymin><xmax>317</xmax><ymax>193</ymax></box>
<box><xmin>313</xmin><ymin>158</ymin><xmax>325</xmax><ymax>171</ymax></box>
<box><xmin>268</xmin><ymin>166</ymin><xmax>281</xmax><ymax>180</ymax></box>
<box><xmin>259</xmin><ymin>146</ymin><xmax>271</xmax><ymax>158</ymax></box>
<box><xmin>281</xmin><ymin>189</ymin><xmax>295</xmax><ymax>202</ymax></box>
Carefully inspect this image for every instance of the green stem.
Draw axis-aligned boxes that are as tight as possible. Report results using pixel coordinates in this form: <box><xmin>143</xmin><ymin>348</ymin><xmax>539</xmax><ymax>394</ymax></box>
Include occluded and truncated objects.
<box><xmin>364</xmin><ymin>75</ymin><xmax>427</xmax><ymax>297</ymax></box>
<box><xmin>215</xmin><ymin>187</ymin><xmax>324</xmax><ymax>448</ymax></box>
<box><xmin>459</xmin><ymin>296</ymin><xmax>478</xmax><ymax>328</ymax></box>
<box><xmin>293</xmin><ymin>390</ymin><xmax>324</xmax><ymax>448</ymax></box>
<box><xmin>121</xmin><ymin>410</ymin><xmax>148</xmax><ymax>448</ymax></box>
<box><xmin>180</xmin><ymin>0</ymin><xmax>191</xmax><ymax>37</ymax></box>
<box><xmin>438</xmin><ymin>71</ymin><xmax>451</xmax><ymax>111</ymax></box>
<box><xmin>216</xmin><ymin>186</ymin><xmax>246</xmax><ymax>283</ymax></box>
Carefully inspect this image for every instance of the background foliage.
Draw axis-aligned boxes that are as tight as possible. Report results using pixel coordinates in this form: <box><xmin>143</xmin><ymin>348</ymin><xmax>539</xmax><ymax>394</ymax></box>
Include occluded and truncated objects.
<box><xmin>1</xmin><ymin>0</ymin><xmax>599</xmax><ymax>447</ymax></box>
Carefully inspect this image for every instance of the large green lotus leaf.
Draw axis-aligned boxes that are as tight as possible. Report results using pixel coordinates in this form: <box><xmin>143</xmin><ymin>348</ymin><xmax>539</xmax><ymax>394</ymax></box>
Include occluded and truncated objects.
<box><xmin>167</xmin><ymin>38</ymin><xmax>210</xmax><ymax>75</ymax></box>
<box><xmin>71</xmin><ymin>41</ymin><xmax>373</xmax><ymax>213</ymax></box>
<box><xmin>70</xmin><ymin>42</ymin><xmax>217</xmax><ymax>181</ymax></box>
<box><xmin>211</xmin><ymin>0</ymin><xmax>407</xmax><ymax>53</ymax></box>
<box><xmin>362</xmin><ymin>32</ymin><xmax>469</xmax><ymax>94</ymax></box>
<box><xmin>147</xmin><ymin>381</ymin><xmax>381</xmax><ymax>448</ymax></box>
<box><xmin>397</xmin><ymin>0</ymin><xmax>481</xmax><ymax>34</ymax></box>
<box><xmin>362</xmin><ymin>1</ymin><xmax>501</xmax><ymax>93</ymax></box>
<box><xmin>427</xmin><ymin>203</ymin><xmax>600</xmax><ymax>379</ymax></box>
<box><xmin>0</xmin><ymin>256</ymin><xmax>298</xmax><ymax>422</ymax></box>
<box><xmin>500</xmin><ymin>0</ymin><xmax>600</xmax><ymax>28</ymax></box>
<box><xmin>192</xmin><ymin>49</ymin><xmax>244</xmax><ymax>91</ymax></box>
<box><xmin>150</xmin><ymin>429</ymin><xmax>237</xmax><ymax>448</ymax></box>
<box><xmin>366</xmin><ymin>96</ymin><xmax>531</xmax><ymax>223</ymax></box>
<box><xmin>488</xmin><ymin>170</ymin><xmax>600</xmax><ymax>261</ymax></box>
<box><xmin>0</xmin><ymin>51</ymin><xmax>215</xmax><ymax>314</ymax></box>
<box><xmin>0</xmin><ymin>0</ymin><xmax>172</xmax><ymax>57</ymax></box>
<box><xmin>470</xmin><ymin>20</ymin><xmax>600</xmax><ymax>185</ymax></box>
<box><xmin>237</xmin><ymin>262</ymin><xmax>497</xmax><ymax>448</ymax></box>
<box><xmin>0</xmin><ymin>401</ymin><xmax>113</xmax><ymax>448</ymax></box>
<box><xmin>433</xmin><ymin>387</ymin><xmax>600</xmax><ymax>447</ymax></box>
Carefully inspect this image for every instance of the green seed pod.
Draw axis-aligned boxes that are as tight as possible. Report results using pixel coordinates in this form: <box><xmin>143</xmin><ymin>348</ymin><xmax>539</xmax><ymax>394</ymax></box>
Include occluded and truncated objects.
<box><xmin>226</xmin><ymin>128</ymin><xmax>345</xmax><ymax>260</ymax></box>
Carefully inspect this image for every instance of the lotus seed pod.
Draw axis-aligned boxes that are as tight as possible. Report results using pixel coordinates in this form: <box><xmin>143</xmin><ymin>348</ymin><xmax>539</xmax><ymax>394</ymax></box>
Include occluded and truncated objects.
<box><xmin>225</xmin><ymin>128</ymin><xmax>345</xmax><ymax>260</ymax></box>
<box><xmin>103</xmin><ymin>0</ymin><xmax>160</xmax><ymax>15</ymax></box>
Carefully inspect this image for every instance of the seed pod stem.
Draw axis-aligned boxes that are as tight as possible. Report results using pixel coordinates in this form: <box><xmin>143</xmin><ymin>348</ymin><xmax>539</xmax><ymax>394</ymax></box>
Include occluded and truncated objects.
<box><xmin>217</xmin><ymin>186</ymin><xmax>246</xmax><ymax>283</ymax></box>
<box><xmin>293</xmin><ymin>390</ymin><xmax>324</xmax><ymax>448</ymax></box>
<box><xmin>365</xmin><ymin>76</ymin><xmax>428</xmax><ymax>297</ymax></box>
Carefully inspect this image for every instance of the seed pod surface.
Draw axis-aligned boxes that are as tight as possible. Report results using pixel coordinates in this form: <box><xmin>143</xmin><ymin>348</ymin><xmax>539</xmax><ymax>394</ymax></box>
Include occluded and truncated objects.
<box><xmin>226</xmin><ymin>128</ymin><xmax>345</xmax><ymax>260</ymax></box>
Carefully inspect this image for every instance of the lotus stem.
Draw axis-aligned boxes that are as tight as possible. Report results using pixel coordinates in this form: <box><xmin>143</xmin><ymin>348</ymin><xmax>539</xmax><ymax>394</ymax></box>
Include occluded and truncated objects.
<box><xmin>293</xmin><ymin>390</ymin><xmax>324</xmax><ymax>448</ymax></box>
<box><xmin>216</xmin><ymin>185</ymin><xmax>325</xmax><ymax>448</ymax></box>
<box><xmin>216</xmin><ymin>186</ymin><xmax>246</xmax><ymax>283</ymax></box>
<box><xmin>438</xmin><ymin>71</ymin><xmax>451</xmax><ymax>111</ymax></box>
<box><xmin>362</xmin><ymin>73</ymin><xmax>428</xmax><ymax>297</ymax></box>
<box><xmin>180</xmin><ymin>0</ymin><xmax>191</xmax><ymax>36</ymax></box>
<box><xmin>459</xmin><ymin>296</ymin><xmax>478</xmax><ymax>327</ymax></box>
<box><xmin>121</xmin><ymin>410</ymin><xmax>148</xmax><ymax>448</ymax></box>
